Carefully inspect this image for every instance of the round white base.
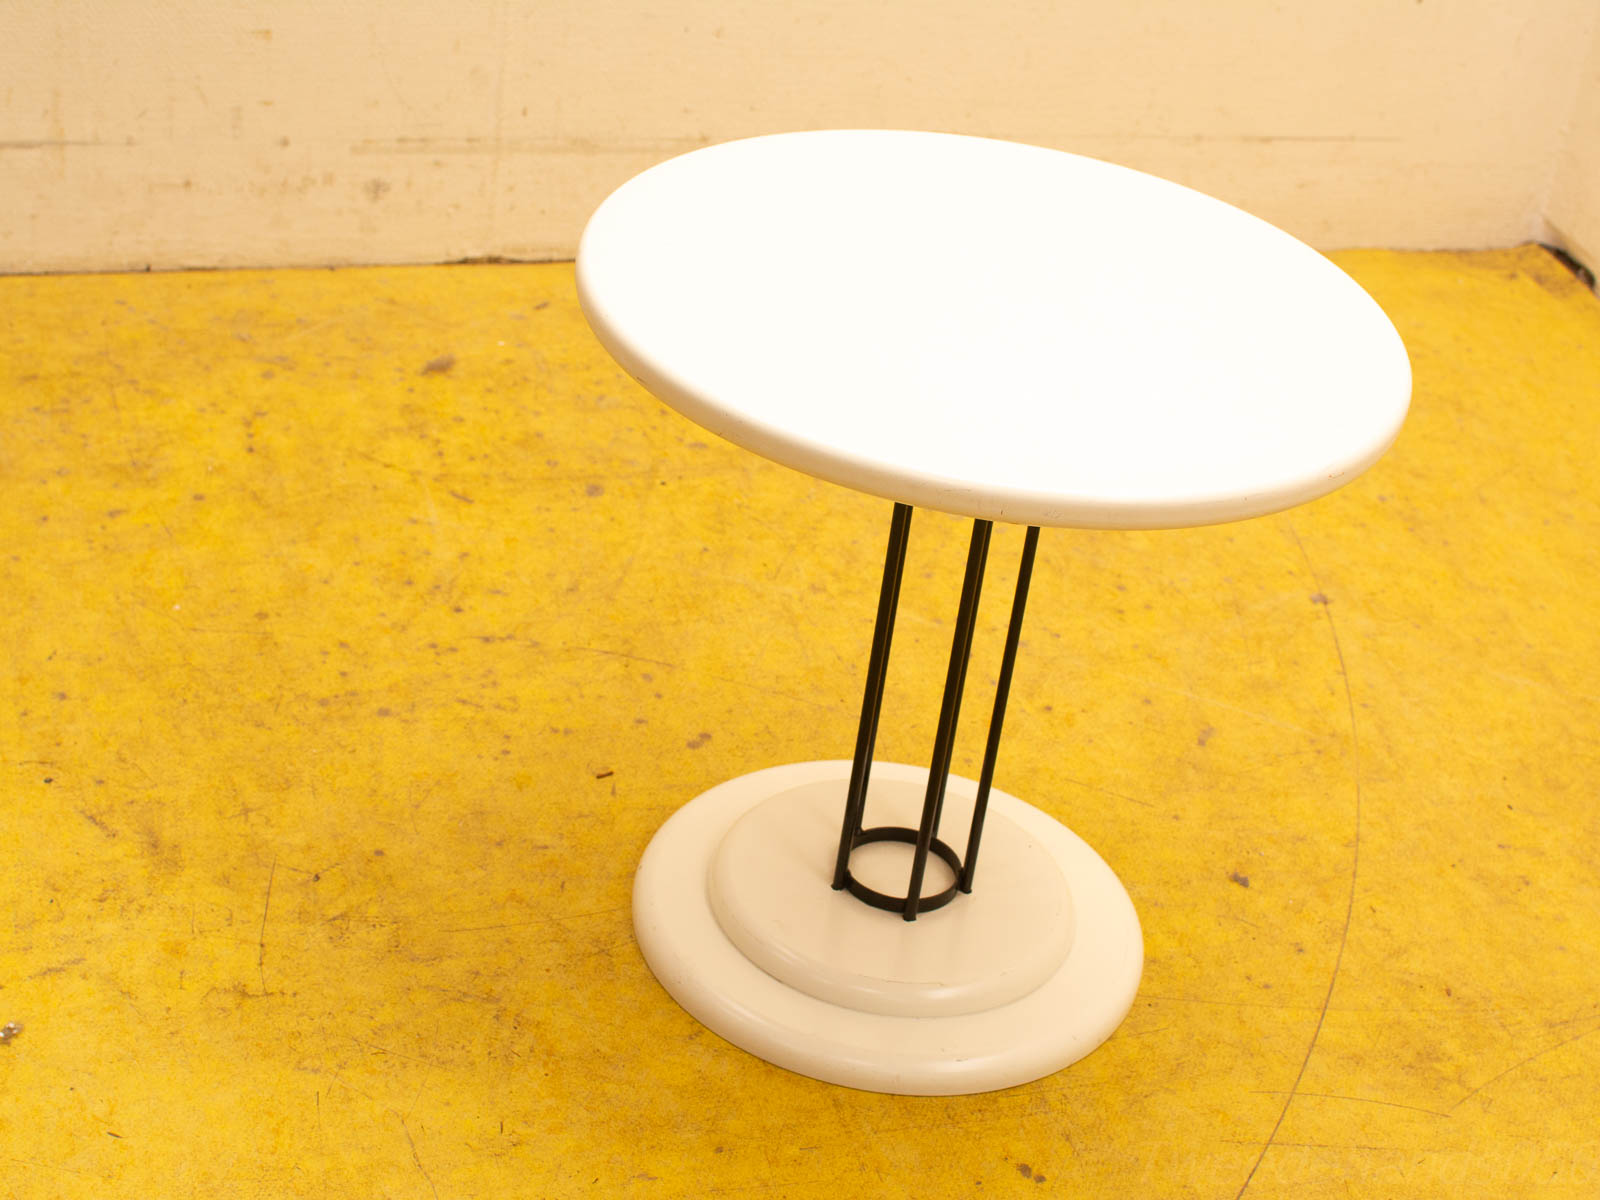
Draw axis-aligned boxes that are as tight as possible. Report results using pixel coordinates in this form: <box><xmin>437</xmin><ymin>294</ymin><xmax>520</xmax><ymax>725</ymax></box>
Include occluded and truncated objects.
<box><xmin>633</xmin><ymin>761</ymin><xmax>1143</xmax><ymax>1095</ymax></box>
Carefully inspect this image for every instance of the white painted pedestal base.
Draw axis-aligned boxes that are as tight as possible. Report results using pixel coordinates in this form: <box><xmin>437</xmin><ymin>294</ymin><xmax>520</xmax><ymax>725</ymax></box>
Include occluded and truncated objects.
<box><xmin>632</xmin><ymin>761</ymin><xmax>1143</xmax><ymax>1095</ymax></box>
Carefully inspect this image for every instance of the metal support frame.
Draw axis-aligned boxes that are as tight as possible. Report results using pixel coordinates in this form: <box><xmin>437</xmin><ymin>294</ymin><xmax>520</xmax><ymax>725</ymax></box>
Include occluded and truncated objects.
<box><xmin>832</xmin><ymin>504</ymin><xmax>1041</xmax><ymax>920</ymax></box>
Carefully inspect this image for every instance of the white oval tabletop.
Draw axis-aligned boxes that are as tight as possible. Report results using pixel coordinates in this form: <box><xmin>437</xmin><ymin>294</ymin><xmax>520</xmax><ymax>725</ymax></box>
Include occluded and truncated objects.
<box><xmin>577</xmin><ymin>130</ymin><xmax>1411</xmax><ymax>529</ymax></box>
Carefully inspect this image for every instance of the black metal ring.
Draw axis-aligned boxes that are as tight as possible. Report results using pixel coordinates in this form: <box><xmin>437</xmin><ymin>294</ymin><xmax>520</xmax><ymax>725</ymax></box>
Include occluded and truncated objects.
<box><xmin>839</xmin><ymin>826</ymin><xmax>965</xmax><ymax>915</ymax></box>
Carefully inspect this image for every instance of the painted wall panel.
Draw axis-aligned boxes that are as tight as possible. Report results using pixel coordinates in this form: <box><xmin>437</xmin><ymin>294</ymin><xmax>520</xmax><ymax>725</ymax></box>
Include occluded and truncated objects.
<box><xmin>3</xmin><ymin>1</ymin><xmax>1598</xmax><ymax>270</ymax></box>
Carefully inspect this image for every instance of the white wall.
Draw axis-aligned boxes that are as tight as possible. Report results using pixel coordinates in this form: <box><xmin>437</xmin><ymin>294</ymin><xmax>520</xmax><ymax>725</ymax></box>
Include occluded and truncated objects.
<box><xmin>4</xmin><ymin>0</ymin><xmax>1599</xmax><ymax>272</ymax></box>
<box><xmin>1546</xmin><ymin>14</ymin><xmax>1600</xmax><ymax>273</ymax></box>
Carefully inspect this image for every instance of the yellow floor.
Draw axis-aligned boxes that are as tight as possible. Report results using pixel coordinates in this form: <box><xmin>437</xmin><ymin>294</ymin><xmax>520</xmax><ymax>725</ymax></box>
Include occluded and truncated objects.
<box><xmin>1</xmin><ymin>245</ymin><xmax>1597</xmax><ymax>1198</ymax></box>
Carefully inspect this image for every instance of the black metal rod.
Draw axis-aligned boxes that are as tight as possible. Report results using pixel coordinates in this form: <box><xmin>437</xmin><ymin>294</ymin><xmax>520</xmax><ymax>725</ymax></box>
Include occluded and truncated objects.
<box><xmin>960</xmin><ymin>525</ymin><xmax>1040</xmax><ymax>892</ymax></box>
<box><xmin>903</xmin><ymin>518</ymin><xmax>991</xmax><ymax>920</ymax></box>
<box><xmin>930</xmin><ymin>542</ymin><xmax>986</xmax><ymax>841</ymax></box>
<box><xmin>831</xmin><ymin>503</ymin><xmax>913</xmax><ymax>890</ymax></box>
<box><xmin>841</xmin><ymin>827</ymin><xmax>965</xmax><ymax>915</ymax></box>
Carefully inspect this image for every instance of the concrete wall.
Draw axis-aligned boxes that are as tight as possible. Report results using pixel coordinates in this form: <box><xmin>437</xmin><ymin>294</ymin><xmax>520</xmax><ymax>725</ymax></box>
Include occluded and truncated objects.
<box><xmin>4</xmin><ymin>0</ymin><xmax>1599</xmax><ymax>272</ymax></box>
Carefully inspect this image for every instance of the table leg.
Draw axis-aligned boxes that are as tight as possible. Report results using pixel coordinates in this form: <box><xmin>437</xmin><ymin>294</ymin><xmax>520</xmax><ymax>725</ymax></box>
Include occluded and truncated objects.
<box><xmin>629</xmin><ymin>507</ymin><xmax>1142</xmax><ymax>1094</ymax></box>
<box><xmin>963</xmin><ymin>523</ymin><xmax>1040</xmax><ymax>892</ymax></box>
<box><xmin>831</xmin><ymin>503</ymin><xmax>912</xmax><ymax>889</ymax></box>
<box><xmin>832</xmin><ymin>506</ymin><xmax>1044</xmax><ymax>920</ymax></box>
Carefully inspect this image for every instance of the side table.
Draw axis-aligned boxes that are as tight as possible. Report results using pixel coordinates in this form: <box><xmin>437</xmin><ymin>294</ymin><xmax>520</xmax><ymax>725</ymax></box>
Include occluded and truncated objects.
<box><xmin>577</xmin><ymin>130</ymin><xmax>1410</xmax><ymax>1095</ymax></box>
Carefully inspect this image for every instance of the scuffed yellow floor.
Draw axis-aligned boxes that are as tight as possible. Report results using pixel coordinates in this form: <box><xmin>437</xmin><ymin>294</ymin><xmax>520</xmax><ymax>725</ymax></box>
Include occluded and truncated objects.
<box><xmin>1</xmin><ymin>246</ymin><xmax>1597</xmax><ymax>1198</ymax></box>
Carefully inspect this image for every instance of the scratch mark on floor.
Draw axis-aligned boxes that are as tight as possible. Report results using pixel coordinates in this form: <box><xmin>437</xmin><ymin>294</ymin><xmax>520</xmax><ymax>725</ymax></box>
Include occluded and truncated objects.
<box><xmin>1235</xmin><ymin>525</ymin><xmax>1363</xmax><ymax>1200</ymax></box>
<box><xmin>1448</xmin><ymin>1018</ymin><xmax>1600</xmax><ymax>1113</ymax></box>
<box><xmin>349</xmin><ymin>1036</ymin><xmax>438</xmax><ymax>1065</ymax></box>
<box><xmin>439</xmin><ymin>919</ymin><xmax>549</xmax><ymax>934</ymax></box>
<box><xmin>551</xmin><ymin>905</ymin><xmax>630</xmax><ymax>922</ymax></box>
<box><xmin>258</xmin><ymin>854</ymin><xmax>277</xmax><ymax>995</ymax></box>
<box><xmin>565</xmin><ymin>644</ymin><xmax>680</xmax><ymax>670</ymax></box>
<box><xmin>1547</xmin><ymin>1000</ymin><xmax>1600</xmax><ymax>1028</ymax></box>
<box><xmin>1224</xmin><ymin>1139</ymin><xmax>1405</xmax><ymax>1151</ymax></box>
<box><xmin>403</xmin><ymin>1064</ymin><xmax>434</xmax><ymax>1121</ymax></box>
<box><xmin>1253</xmin><ymin>1090</ymin><xmax>1452</xmax><ymax>1118</ymax></box>
<box><xmin>349</xmin><ymin>448</ymin><xmax>419</xmax><ymax>478</ymax></box>
<box><xmin>400</xmin><ymin>1116</ymin><xmax>440</xmax><ymax>1200</ymax></box>
<box><xmin>1057</xmin><ymin>773</ymin><xmax>1156</xmax><ymax>808</ymax></box>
